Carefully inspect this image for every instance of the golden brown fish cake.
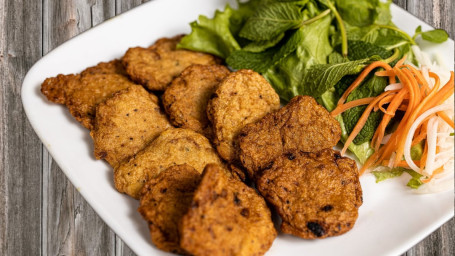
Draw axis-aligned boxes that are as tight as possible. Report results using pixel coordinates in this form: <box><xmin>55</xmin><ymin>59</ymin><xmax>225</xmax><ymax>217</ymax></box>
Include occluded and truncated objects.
<box><xmin>114</xmin><ymin>128</ymin><xmax>224</xmax><ymax>199</ymax></box>
<box><xmin>180</xmin><ymin>164</ymin><xmax>277</xmax><ymax>256</ymax></box>
<box><xmin>162</xmin><ymin>64</ymin><xmax>230</xmax><ymax>137</ymax></box>
<box><xmin>90</xmin><ymin>85</ymin><xmax>171</xmax><ymax>167</ymax></box>
<box><xmin>41</xmin><ymin>60</ymin><xmax>136</xmax><ymax>129</ymax></box>
<box><xmin>256</xmin><ymin>149</ymin><xmax>362</xmax><ymax>239</ymax></box>
<box><xmin>238</xmin><ymin>95</ymin><xmax>341</xmax><ymax>179</ymax></box>
<box><xmin>207</xmin><ymin>69</ymin><xmax>280</xmax><ymax>162</ymax></box>
<box><xmin>139</xmin><ymin>164</ymin><xmax>201</xmax><ymax>255</ymax></box>
<box><xmin>122</xmin><ymin>35</ymin><xmax>221</xmax><ymax>91</ymax></box>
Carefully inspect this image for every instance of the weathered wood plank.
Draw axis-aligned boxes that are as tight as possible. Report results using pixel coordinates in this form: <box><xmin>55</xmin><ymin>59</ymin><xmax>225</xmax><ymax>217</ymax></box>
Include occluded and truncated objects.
<box><xmin>0</xmin><ymin>0</ymin><xmax>43</xmax><ymax>255</ymax></box>
<box><xmin>42</xmin><ymin>1</ymin><xmax>116</xmax><ymax>255</ymax></box>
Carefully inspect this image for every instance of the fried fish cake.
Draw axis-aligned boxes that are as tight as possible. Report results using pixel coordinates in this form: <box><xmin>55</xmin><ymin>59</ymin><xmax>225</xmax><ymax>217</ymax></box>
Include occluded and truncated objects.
<box><xmin>162</xmin><ymin>64</ymin><xmax>230</xmax><ymax>137</ymax></box>
<box><xmin>257</xmin><ymin>149</ymin><xmax>362</xmax><ymax>239</ymax></box>
<box><xmin>139</xmin><ymin>164</ymin><xmax>201</xmax><ymax>255</ymax></box>
<box><xmin>114</xmin><ymin>128</ymin><xmax>224</xmax><ymax>199</ymax></box>
<box><xmin>239</xmin><ymin>95</ymin><xmax>341</xmax><ymax>179</ymax></box>
<box><xmin>41</xmin><ymin>60</ymin><xmax>136</xmax><ymax>129</ymax></box>
<box><xmin>180</xmin><ymin>164</ymin><xmax>277</xmax><ymax>256</ymax></box>
<box><xmin>207</xmin><ymin>69</ymin><xmax>280</xmax><ymax>162</ymax></box>
<box><xmin>90</xmin><ymin>85</ymin><xmax>171</xmax><ymax>167</ymax></box>
<box><xmin>122</xmin><ymin>35</ymin><xmax>221</xmax><ymax>91</ymax></box>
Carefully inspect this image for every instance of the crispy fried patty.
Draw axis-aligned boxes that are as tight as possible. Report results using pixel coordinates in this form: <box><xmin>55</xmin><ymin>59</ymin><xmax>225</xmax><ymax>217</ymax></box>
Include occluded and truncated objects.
<box><xmin>139</xmin><ymin>164</ymin><xmax>201</xmax><ymax>255</ymax></box>
<box><xmin>207</xmin><ymin>69</ymin><xmax>280</xmax><ymax>162</ymax></box>
<box><xmin>90</xmin><ymin>85</ymin><xmax>171</xmax><ymax>167</ymax></box>
<box><xmin>41</xmin><ymin>60</ymin><xmax>136</xmax><ymax>129</ymax></box>
<box><xmin>238</xmin><ymin>95</ymin><xmax>341</xmax><ymax>179</ymax></box>
<box><xmin>122</xmin><ymin>35</ymin><xmax>221</xmax><ymax>91</ymax></box>
<box><xmin>162</xmin><ymin>64</ymin><xmax>230</xmax><ymax>137</ymax></box>
<box><xmin>114</xmin><ymin>128</ymin><xmax>224</xmax><ymax>199</ymax></box>
<box><xmin>256</xmin><ymin>149</ymin><xmax>362</xmax><ymax>239</ymax></box>
<box><xmin>180</xmin><ymin>164</ymin><xmax>277</xmax><ymax>256</ymax></box>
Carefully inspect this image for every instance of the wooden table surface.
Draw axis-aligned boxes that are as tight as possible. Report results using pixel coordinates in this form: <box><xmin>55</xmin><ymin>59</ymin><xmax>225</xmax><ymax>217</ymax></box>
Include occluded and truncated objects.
<box><xmin>0</xmin><ymin>0</ymin><xmax>453</xmax><ymax>255</ymax></box>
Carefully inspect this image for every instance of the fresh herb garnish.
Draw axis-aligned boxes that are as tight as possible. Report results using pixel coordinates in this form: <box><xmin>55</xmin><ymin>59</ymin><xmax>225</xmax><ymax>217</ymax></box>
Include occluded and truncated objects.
<box><xmin>413</xmin><ymin>25</ymin><xmax>450</xmax><ymax>43</ymax></box>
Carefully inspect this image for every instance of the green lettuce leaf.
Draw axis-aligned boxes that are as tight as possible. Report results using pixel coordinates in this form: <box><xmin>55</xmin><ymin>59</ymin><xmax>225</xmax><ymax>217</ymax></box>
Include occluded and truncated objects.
<box><xmin>177</xmin><ymin>5</ymin><xmax>240</xmax><ymax>58</ymax></box>
<box><xmin>372</xmin><ymin>167</ymin><xmax>424</xmax><ymax>189</ymax></box>
<box><xmin>263</xmin><ymin>13</ymin><xmax>333</xmax><ymax>101</ymax></box>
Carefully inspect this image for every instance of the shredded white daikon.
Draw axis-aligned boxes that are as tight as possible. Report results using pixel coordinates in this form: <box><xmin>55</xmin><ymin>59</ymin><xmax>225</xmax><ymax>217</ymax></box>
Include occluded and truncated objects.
<box><xmin>384</xmin><ymin>83</ymin><xmax>403</xmax><ymax>91</ymax></box>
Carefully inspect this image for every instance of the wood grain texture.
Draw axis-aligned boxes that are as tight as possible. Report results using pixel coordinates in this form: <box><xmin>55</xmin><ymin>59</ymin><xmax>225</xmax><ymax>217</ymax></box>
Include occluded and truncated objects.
<box><xmin>0</xmin><ymin>1</ymin><xmax>452</xmax><ymax>256</ymax></box>
<box><xmin>42</xmin><ymin>1</ymin><xmax>116</xmax><ymax>255</ymax></box>
<box><xmin>0</xmin><ymin>0</ymin><xmax>43</xmax><ymax>255</ymax></box>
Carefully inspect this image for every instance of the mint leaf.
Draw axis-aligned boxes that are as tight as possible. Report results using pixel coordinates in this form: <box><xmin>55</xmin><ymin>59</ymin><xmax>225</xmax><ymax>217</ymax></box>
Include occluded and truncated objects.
<box><xmin>421</xmin><ymin>29</ymin><xmax>449</xmax><ymax>43</ymax></box>
<box><xmin>227</xmin><ymin>29</ymin><xmax>304</xmax><ymax>73</ymax></box>
<box><xmin>242</xmin><ymin>33</ymin><xmax>285</xmax><ymax>52</ymax></box>
<box><xmin>178</xmin><ymin>5</ymin><xmax>240</xmax><ymax>58</ymax></box>
<box><xmin>343</xmin><ymin>40</ymin><xmax>393</xmax><ymax>60</ymax></box>
<box><xmin>342</xmin><ymin>74</ymin><xmax>387</xmax><ymax>144</ymax></box>
<box><xmin>239</xmin><ymin>2</ymin><xmax>304</xmax><ymax>41</ymax></box>
<box><xmin>301</xmin><ymin>58</ymin><xmax>369</xmax><ymax>98</ymax></box>
<box><xmin>415</xmin><ymin>25</ymin><xmax>422</xmax><ymax>34</ymax></box>
<box><xmin>334</xmin><ymin>0</ymin><xmax>380</xmax><ymax>27</ymax></box>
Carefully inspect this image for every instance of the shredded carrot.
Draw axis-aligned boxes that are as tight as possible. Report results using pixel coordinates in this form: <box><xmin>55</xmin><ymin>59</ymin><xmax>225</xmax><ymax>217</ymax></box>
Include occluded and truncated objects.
<box><xmin>337</xmin><ymin>61</ymin><xmax>394</xmax><ymax>105</ymax></box>
<box><xmin>395</xmin><ymin>55</ymin><xmax>407</xmax><ymax>67</ymax></box>
<box><xmin>330</xmin><ymin>97</ymin><xmax>375</xmax><ymax>117</ymax></box>
<box><xmin>340</xmin><ymin>90</ymin><xmax>396</xmax><ymax>155</ymax></box>
<box><xmin>438</xmin><ymin>111</ymin><xmax>455</xmax><ymax>128</ymax></box>
<box><xmin>334</xmin><ymin>56</ymin><xmax>454</xmax><ymax>179</ymax></box>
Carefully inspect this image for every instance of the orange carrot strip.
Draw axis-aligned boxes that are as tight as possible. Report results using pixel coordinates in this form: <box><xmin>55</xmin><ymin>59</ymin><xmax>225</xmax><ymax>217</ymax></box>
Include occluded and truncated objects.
<box><xmin>395</xmin><ymin>55</ymin><xmax>407</xmax><ymax>67</ymax></box>
<box><xmin>437</xmin><ymin>111</ymin><xmax>455</xmax><ymax>129</ymax></box>
<box><xmin>341</xmin><ymin>90</ymin><xmax>396</xmax><ymax>155</ymax></box>
<box><xmin>393</xmin><ymin>70</ymin><xmax>439</xmax><ymax>165</ymax></box>
<box><xmin>330</xmin><ymin>97</ymin><xmax>376</xmax><ymax>117</ymax></box>
<box><xmin>375</xmin><ymin>70</ymin><xmax>395</xmax><ymax>77</ymax></box>
<box><xmin>371</xmin><ymin>89</ymin><xmax>409</xmax><ymax>151</ymax></box>
<box><xmin>338</xmin><ymin>61</ymin><xmax>393</xmax><ymax>105</ymax></box>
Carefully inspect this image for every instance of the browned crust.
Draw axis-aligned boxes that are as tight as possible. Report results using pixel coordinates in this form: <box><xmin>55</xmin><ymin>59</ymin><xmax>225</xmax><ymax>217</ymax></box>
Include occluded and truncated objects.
<box><xmin>238</xmin><ymin>95</ymin><xmax>341</xmax><ymax>179</ymax></box>
<box><xmin>180</xmin><ymin>164</ymin><xmax>277</xmax><ymax>256</ymax></box>
<box><xmin>206</xmin><ymin>69</ymin><xmax>280</xmax><ymax>162</ymax></box>
<box><xmin>139</xmin><ymin>164</ymin><xmax>201</xmax><ymax>255</ymax></box>
<box><xmin>162</xmin><ymin>64</ymin><xmax>230</xmax><ymax>137</ymax></box>
<box><xmin>257</xmin><ymin>149</ymin><xmax>362</xmax><ymax>239</ymax></box>
<box><xmin>122</xmin><ymin>35</ymin><xmax>221</xmax><ymax>91</ymax></box>
<box><xmin>40</xmin><ymin>59</ymin><xmax>136</xmax><ymax>129</ymax></box>
<box><xmin>90</xmin><ymin>85</ymin><xmax>171</xmax><ymax>167</ymax></box>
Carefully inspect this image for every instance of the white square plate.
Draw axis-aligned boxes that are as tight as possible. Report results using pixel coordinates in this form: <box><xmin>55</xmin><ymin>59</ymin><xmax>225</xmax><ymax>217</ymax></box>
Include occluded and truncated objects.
<box><xmin>22</xmin><ymin>0</ymin><xmax>454</xmax><ymax>255</ymax></box>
